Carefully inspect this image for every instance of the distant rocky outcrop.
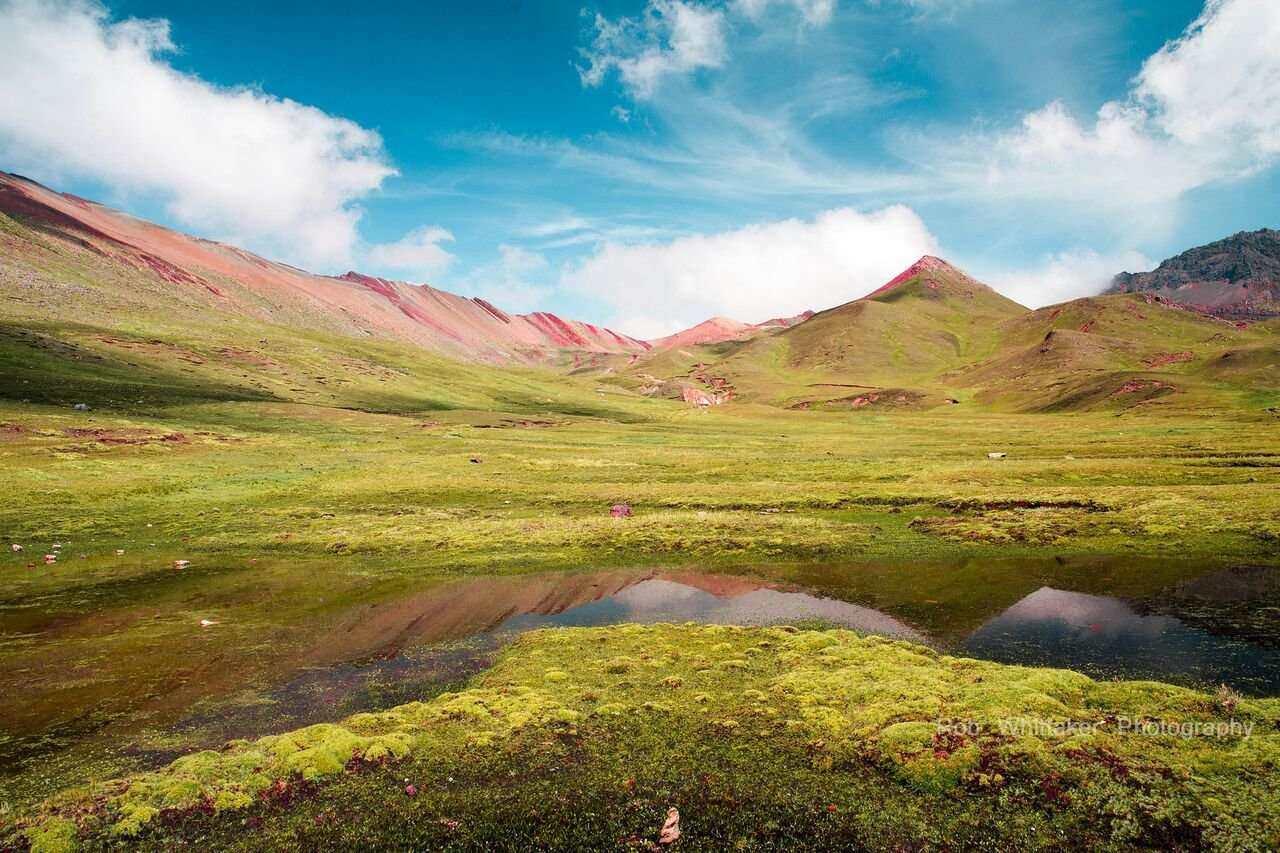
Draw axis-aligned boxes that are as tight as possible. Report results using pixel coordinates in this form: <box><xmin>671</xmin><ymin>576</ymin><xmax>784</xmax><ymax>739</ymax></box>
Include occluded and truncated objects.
<box><xmin>1108</xmin><ymin>229</ymin><xmax>1280</xmax><ymax>319</ymax></box>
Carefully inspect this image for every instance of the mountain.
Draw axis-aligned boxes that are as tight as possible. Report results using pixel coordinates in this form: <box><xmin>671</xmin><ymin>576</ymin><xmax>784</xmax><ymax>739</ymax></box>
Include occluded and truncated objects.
<box><xmin>606</xmin><ymin>255</ymin><xmax>1278</xmax><ymax>413</ymax></box>
<box><xmin>955</xmin><ymin>291</ymin><xmax>1277</xmax><ymax>411</ymax></box>
<box><xmin>0</xmin><ymin>172</ymin><xmax>648</xmax><ymax>364</ymax></box>
<box><xmin>648</xmin><ymin>311</ymin><xmax>813</xmax><ymax>349</ymax></box>
<box><xmin>1</xmin><ymin>171</ymin><xmax>1274</xmax><ymax>417</ymax></box>
<box><xmin>1108</xmin><ymin>229</ymin><xmax>1280</xmax><ymax>319</ymax></box>
<box><xmin>610</xmin><ymin>256</ymin><xmax>1028</xmax><ymax>407</ymax></box>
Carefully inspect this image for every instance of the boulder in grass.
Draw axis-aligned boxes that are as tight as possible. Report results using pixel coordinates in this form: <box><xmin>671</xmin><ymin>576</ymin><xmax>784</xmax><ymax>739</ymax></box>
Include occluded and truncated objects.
<box><xmin>610</xmin><ymin>503</ymin><xmax>633</xmax><ymax>518</ymax></box>
<box><xmin>9</xmin><ymin>544</ymin><xmax>20</xmax><ymax>553</ymax></box>
<box><xmin>987</xmin><ymin>452</ymin><xmax>1008</xmax><ymax>460</ymax></box>
<box><xmin>174</xmin><ymin>559</ymin><xmax>191</xmax><ymax>570</ymax></box>
<box><xmin>43</xmin><ymin>554</ymin><xmax>57</xmax><ymax>564</ymax></box>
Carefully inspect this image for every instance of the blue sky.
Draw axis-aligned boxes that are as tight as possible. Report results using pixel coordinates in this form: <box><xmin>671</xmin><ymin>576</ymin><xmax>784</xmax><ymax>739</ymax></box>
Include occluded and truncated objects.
<box><xmin>2</xmin><ymin>0</ymin><xmax>1278</xmax><ymax>336</ymax></box>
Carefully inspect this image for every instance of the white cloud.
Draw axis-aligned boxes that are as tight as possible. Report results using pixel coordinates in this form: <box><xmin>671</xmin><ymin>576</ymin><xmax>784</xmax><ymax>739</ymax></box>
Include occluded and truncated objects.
<box><xmin>734</xmin><ymin>0</ymin><xmax>837</xmax><ymax>26</ymax></box>
<box><xmin>366</xmin><ymin>226</ymin><xmax>456</xmax><ymax>280</ymax></box>
<box><xmin>981</xmin><ymin>248</ymin><xmax>1154</xmax><ymax>309</ymax></box>
<box><xmin>454</xmin><ymin>244</ymin><xmax>552</xmax><ymax>313</ymax></box>
<box><xmin>520</xmin><ymin>216</ymin><xmax>594</xmax><ymax>239</ymax></box>
<box><xmin>562</xmin><ymin>205</ymin><xmax>938</xmax><ymax>338</ymax></box>
<box><xmin>895</xmin><ymin>0</ymin><xmax>987</xmax><ymax>16</ymax></box>
<box><xmin>901</xmin><ymin>0</ymin><xmax>1280</xmax><ymax>234</ymax></box>
<box><xmin>0</xmin><ymin>0</ymin><xmax>394</xmax><ymax>269</ymax></box>
<box><xmin>1134</xmin><ymin>0</ymin><xmax>1280</xmax><ymax>159</ymax></box>
<box><xmin>579</xmin><ymin>0</ymin><xmax>728</xmax><ymax>100</ymax></box>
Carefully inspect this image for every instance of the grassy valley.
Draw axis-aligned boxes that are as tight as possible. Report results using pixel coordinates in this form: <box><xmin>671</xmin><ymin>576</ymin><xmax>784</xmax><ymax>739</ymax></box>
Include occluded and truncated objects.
<box><xmin>1</xmin><ymin>180</ymin><xmax>1278</xmax><ymax>850</ymax></box>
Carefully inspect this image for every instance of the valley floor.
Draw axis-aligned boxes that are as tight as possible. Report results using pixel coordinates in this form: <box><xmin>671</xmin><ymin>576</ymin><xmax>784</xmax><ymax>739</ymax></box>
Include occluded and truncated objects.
<box><xmin>2</xmin><ymin>399</ymin><xmax>1278</xmax><ymax>850</ymax></box>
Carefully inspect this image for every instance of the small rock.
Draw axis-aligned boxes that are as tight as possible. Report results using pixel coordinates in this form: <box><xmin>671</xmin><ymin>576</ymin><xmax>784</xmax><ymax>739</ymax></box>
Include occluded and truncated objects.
<box><xmin>199</xmin><ymin>619</ymin><xmax>218</xmax><ymax>627</ymax></box>
<box><xmin>43</xmin><ymin>554</ymin><xmax>57</xmax><ymax>564</ymax></box>
<box><xmin>987</xmin><ymin>452</ymin><xmax>1007</xmax><ymax>460</ymax></box>
<box><xmin>9</xmin><ymin>544</ymin><xmax>21</xmax><ymax>553</ymax></box>
<box><xmin>610</xmin><ymin>503</ymin><xmax>633</xmax><ymax>518</ymax></box>
<box><xmin>115</xmin><ymin>549</ymin><xmax>125</xmax><ymax>556</ymax></box>
<box><xmin>174</xmin><ymin>559</ymin><xmax>191</xmax><ymax>570</ymax></box>
<box><xmin>72</xmin><ymin>403</ymin><xmax>90</xmax><ymax>411</ymax></box>
<box><xmin>659</xmin><ymin>807</ymin><xmax>681</xmax><ymax>845</ymax></box>
<box><xmin>405</xmin><ymin>784</ymin><xmax>417</xmax><ymax>797</ymax></box>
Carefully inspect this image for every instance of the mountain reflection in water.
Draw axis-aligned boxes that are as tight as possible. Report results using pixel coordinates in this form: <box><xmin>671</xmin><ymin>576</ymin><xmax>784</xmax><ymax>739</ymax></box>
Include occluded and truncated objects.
<box><xmin>964</xmin><ymin>584</ymin><xmax>1280</xmax><ymax>693</ymax></box>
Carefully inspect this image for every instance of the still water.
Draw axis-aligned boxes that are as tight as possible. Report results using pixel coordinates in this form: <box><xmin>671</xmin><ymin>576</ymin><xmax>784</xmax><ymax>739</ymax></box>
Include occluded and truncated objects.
<box><xmin>2</xmin><ymin>555</ymin><xmax>1277</xmax><ymax>805</ymax></box>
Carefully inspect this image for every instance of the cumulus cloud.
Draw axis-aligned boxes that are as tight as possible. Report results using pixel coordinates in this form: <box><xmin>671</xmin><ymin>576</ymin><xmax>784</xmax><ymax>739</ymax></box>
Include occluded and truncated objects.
<box><xmin>0</xmin><ymin>0</ymin><xmax>395</xmax><ymax>269</ymax></box>
<box><xmin>982</xmin><ymin>249</ymin><xmax>1154</xmax><ymax>309</ymax></box>
<box><xmin>562</xmin><ymin>205</ymin><xmax>938</xmax><ymax>338</ymax></box>
<box><xmin>366</xmin><ymin>227</ymin><xmax>456</xmax><ymax>280</ymax></box>
<box><xmin>578</xmin><ymin>0</ymin><xmax>728</xmax><ymax>100</ymax></box>
<box><xmin>1134</xmin><ymin>0</ymin><xmax>1280</xmax><ymax>159</ymax></box>
<box><xmin>902</xmin><ymin>0</ymin><xmax>1280</xmax><ymax>234</ymax></box>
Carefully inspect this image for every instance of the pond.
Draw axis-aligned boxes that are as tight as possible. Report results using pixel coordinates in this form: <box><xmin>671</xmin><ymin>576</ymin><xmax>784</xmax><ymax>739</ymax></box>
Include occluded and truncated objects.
<box><xmin>1</xmin><ymin>555</ymin><xmax>1277</xmax><ymax>806</ymax></box>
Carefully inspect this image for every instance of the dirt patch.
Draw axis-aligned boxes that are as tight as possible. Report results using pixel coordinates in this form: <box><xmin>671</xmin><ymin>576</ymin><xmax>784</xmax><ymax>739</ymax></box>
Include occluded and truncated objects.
<box><xmin>60</xmin><ymin>427</ymin><xmax>193</xmax><ymax>447</ymax></box>
<box><xmin>1143</xmin><ymin>351</ymin><xmax>1194</xmax><ymax>368</ymax></box>
<box><xmin>1111</xmin><ymin>379</ymin><xmax>1174</xmax><ymax>397</ymax></box>
<box><xmin>473</xmin><ymin>418</ymin><xmax>562</xmax><ymax>429</ymax></box>
<box><xmin>837</xmin><ymin>389</ymin><xmax>925</xmax><ymax>410</ymax></box>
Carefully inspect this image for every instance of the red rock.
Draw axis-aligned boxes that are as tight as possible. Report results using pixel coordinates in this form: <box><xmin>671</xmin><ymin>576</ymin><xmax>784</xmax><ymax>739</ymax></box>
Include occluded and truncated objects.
<box><xmin>610</xmin><ymin>503</ymin><xmax>633</xmax><ymax>518</ymax></box>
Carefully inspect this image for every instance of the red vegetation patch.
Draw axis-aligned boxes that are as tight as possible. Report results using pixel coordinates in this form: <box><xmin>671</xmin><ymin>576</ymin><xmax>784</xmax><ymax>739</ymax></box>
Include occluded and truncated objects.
<box><xmin>1111</xmin><ymin>379</ymin><xmax>1174</xmax><ymax>397</ymax></box>
<box><xmin>1143</xmin><ymin>351</ymin><xmax>1194</xmax><ymax>368</ymax></box>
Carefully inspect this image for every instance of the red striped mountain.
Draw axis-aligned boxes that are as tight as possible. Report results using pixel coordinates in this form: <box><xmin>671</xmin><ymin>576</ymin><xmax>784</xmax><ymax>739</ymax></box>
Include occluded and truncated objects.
<box><xmin>648</xmin><ymin>311</ymin><xmax>814</xmax><ymax>349</ymax></box>
<box><xmin>0</xmin><ymin>171</ymin><xmax>648</xmax><ymax>363</ymax></box>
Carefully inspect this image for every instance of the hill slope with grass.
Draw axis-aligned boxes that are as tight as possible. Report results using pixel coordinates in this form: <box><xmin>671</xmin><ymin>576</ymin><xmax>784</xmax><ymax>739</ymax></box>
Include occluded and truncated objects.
<box><xmin>604</xmin><ymin>257</ymin><xmax>1278</xmax><ymax>414</ymax></box>
<box><xmin>955</xmin><ymin>292</ymin><xmax>1279</xmax><ymax>412</ymax></box>
<box><xmin>0</xmin><ymin>172</ymin><xmax>648</xmax><ymax>366</ymax></box>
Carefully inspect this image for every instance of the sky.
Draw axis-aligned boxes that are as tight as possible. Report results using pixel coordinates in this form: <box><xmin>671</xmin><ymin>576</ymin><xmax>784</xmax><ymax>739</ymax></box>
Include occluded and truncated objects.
<box><xmin>2</xmin><ymin>0</ymin><xmax>1279</xmax><ymax>338</ymax></box>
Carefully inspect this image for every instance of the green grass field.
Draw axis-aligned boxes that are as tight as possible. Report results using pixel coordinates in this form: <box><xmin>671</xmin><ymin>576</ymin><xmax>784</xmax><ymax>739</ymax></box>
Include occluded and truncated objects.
<box><xmin>3</xmin><ymin>212</ymin><xmax>1280</xmax><ymax>850</ymax></box>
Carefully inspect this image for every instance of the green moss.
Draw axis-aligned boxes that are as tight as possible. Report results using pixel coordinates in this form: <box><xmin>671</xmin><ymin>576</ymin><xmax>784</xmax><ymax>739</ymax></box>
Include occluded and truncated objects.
<box><xmin>17</xmin><ymin>624</ymin><xmax>1279</xmax><ymax>850</ymax></box>
<box><xmin>27</xmin><ymin>817</ymin><xmax>77</xmax><ymax>853</ymax></box>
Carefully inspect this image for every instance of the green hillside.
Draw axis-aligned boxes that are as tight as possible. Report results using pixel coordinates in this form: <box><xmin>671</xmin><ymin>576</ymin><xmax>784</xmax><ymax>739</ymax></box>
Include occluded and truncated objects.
<box><xmin>956</xmin><ymin>294</ymin><xmax>1279</xmax><ymax>412</ymax></box>
<box><xmin>606</xmin><ymin>260</ymin><xmax>1278</xmax><ymax>415</ymax></box>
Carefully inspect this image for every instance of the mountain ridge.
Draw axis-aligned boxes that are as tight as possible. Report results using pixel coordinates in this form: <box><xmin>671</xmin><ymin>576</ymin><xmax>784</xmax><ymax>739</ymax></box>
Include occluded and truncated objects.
<box><xmin>1108</xmin><ymin>228</ymin><xmax>1280</xmax><ymax>319</ymax></box>
<box><xmin>0</xmin><ymin>171</ymin><xmax>649</xmax><ymax>363</ymax></box>
<box><xmin>648</xmin><ymin>311</ymin><xmax>813</xmax><ymax>349</ymax></box>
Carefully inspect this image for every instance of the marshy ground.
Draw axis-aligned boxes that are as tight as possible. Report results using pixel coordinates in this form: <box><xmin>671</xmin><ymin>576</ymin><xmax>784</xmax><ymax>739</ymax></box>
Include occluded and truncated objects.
<box><xmin>2</xmin><ymin>397</ymin><xmax>1278</xmax><ymax>850</ymax></box>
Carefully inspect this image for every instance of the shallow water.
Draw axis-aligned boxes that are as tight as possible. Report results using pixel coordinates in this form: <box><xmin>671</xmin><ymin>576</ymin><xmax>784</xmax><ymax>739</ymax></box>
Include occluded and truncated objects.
<box><xmin>169</xmin><ymin>562</ymin><xmax>1280</xmax><ymax>747</ymax></box>
<box><xmin>2</xmin><ymin>555</ymin><xmax>1278</xmax><ymax>806</ymax></box>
